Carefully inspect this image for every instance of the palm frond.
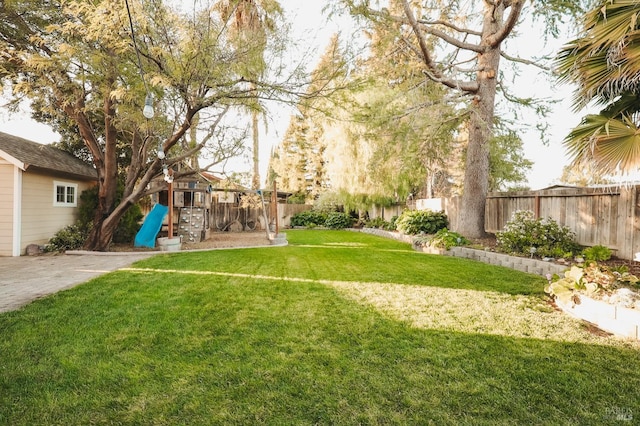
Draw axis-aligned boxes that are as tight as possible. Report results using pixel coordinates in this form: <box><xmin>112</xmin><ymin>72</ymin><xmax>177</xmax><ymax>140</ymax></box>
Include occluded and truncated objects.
<box><xmin>564</xmin><ymin>113</ymin><xmax>640</xmax><ymax>174</ymax></box>
<box><xmin>555</xmin><ymin>0</ymin><xmax>640</xmax><ymax>107</ymax></box>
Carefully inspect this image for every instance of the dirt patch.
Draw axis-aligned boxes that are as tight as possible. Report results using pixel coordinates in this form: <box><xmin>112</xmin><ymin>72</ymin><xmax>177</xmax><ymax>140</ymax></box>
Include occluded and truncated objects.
<box><xmin>109</xmin><ymin>231</ymin><xmax>272</xmax><ymax>252</ymax></box>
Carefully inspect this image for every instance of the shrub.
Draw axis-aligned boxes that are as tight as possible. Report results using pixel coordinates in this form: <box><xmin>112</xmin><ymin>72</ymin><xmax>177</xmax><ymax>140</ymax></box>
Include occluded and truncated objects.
<box><xmin>287</xmin><ymin>192</ymin><xmax>307</xmax><ymax>204</ymax></box>
<box><xmin>425</xmin><ymin>229</ymin><xmax>470</xmax><ymax>250</ymax></box>
<box><xmin>395</xmin><ymin>210</ymin><xmax>448</xmax><ymax>235</ymax></box>
<box><xmin>113</xmin><ymin>203</ymin><xmax>143</xmax><ymax>244</ymax></box>
<box><xmin>45</xmin><ymin>222</ymin><xmax>88</xmax><ymax>252</ymax></box>
<box><xmin>582</xmin><ymin>245</ymin><xmax>612</xmax><ymax>262</ymax></box>
<box><xmin>496</xmin><ymin>210</ymin><xmax>580</xmax><ymax>258</ymax></box>
<box><xmin>290</xmin><ymin>210</ymin><xmax>328</xmax><ymax>227</ymax></box>
<box><xmin>386</xmin><ymin>215</ymin><xmax>399</xmax><ymax>231</ymax></box>
<box><xmin>365</xmin><ymin>217</ymin><xmax>389</xmax><ymax>229</ymax></box>
<box><xmin>325</xmin><ymin>212</ymin><xmax>354</xmax><ymax>229</ymax></box>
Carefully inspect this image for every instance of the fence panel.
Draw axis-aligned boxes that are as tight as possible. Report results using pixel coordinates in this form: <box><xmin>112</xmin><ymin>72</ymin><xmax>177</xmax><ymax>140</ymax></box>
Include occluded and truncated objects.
<box><xmin>480</xmin><ymin>186</ymin><xmax>640</xmax><ymax>260</ymax></box>
<box><xmin>277</xmin><ymin>204</ymin><xmax>311</xmax><ymax>228</ymax></box>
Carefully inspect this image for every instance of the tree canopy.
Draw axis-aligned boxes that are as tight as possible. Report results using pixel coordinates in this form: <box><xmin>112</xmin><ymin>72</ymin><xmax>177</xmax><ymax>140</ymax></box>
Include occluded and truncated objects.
<box><xmin>333</xmin><ymin>0</ymin><xmax>590</xmax><ymax>237</ymax></box>
<box><xmin>0</xmin><ymin>0</ymin><xmax>303</xmax><ymax>250</ymax></box>
<box><xmin>269</xmin><ymin>14</ymin><xmax>534</xmax><ymax>207</ymax></box>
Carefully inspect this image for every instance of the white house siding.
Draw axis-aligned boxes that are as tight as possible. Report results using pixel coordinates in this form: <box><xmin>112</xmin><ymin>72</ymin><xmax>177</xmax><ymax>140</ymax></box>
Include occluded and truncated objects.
<box><xmin>20</xmin><ymin>171</ymin><xmax>93</xmax><ymax>253</ymax></box>
<box><xmin>0</xmin><ymin>163</ymin><xmax>16</xmax><ymax>256</ymax></box>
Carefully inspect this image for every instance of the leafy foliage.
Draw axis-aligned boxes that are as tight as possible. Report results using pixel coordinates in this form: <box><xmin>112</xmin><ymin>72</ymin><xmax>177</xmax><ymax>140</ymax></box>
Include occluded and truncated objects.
<box><xmin>45</xmin><ymin>222</ymin><xmax>88</xmax><ymax>252</ymax></box>
<box><xmin>496</xmin><ymin>210</ymin><xmax>581</xmax><ymax>258</ymax></box>
<box><xmin>290</xmin><ymin>210</ymin><xmax>328</xmax><ymax>228</ymax></box>
<box><xmin>489</xmin><ymin>130</ymin><xmax>533</xmax><ymax>191</ymax></box>
<box><xmin>423</xmin><ymin>229</ymin><xmax>470</xmax><ymax>250</ymax></box>
<box><xmin>545</xmin><ymin>263</ymin><xmax>639</xmax><ymax>305</ymax></box>
<box><xmin>395</xmin><ymin>210</ymin><xmax>448</xmax><ymax>235</ymax></box>
<box><xmin>364</xmin><ymin>217</ymin><xmax>394</xmax><ymax>230</ymax></box>
<box><xmin>325</xmin><ymin>212</ymin><xmax>354</xmax><ymax>229</ymax></box>
<box><xmin>290</xmin><ymin>210</ymin><xmax>354</xmax><ymax>229</ymax></box>
<box><xmin>582</xmin><ymin>245</ymin><xmax>612</xmax><ymax>262</ymax></box>
<box><xmin>79</xmin><ymin>185</ymin><xmax>143</xmax><ymax>244</ymax></box>
<box><xmin>286</xmin><ymin>192</ymin><xmax>307</xmax><ymax>204</ymax></box>
<box><xmin>556</xmin><ymin>1</ymin><xmax>640</xmax><ymax>175</ymax></box>
<box><xmin>313</xmin><ymin>192</ymin><xmax>343</xmax><ymax>214</ymax></box>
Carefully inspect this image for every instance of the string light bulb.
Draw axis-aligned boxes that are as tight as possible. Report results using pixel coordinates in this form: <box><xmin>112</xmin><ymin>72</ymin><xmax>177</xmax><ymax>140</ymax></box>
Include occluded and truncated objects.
<box><xmin>157</xmin><ymin>140</ymin><xmax>165</xmax><ymax>159</ymax></box>
<box><xmin>143</xmin><ymin>93</ymin><xmax>155</xmax><ymax>119</ymax></box>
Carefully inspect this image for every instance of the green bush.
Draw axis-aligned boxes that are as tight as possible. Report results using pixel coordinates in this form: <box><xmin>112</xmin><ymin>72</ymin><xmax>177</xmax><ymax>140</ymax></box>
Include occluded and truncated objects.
<box><xmin>395</xmin><ymin>210</ymin><xmax>448</xmax><ymax>235</ymax></box>
<box><xmin>290</xmin><ymin>210</ymin><xmax>328</xmax><ymax>227</ymax></box>
<box><xmin>496</xmin><ymin>210</ymin><xmax>580</xmax><ymax>258</ymax></box>
<box><xmin>582</xmin><ymin>245</ymin><xmax>612</xmax><ymax>262</ymax></box>
<box><xmin>45</xmin><ymin>222</ymin><xmax>88</xmax><ymax>252</ymax></box>
<box><xmin>426</xmin><ymin>229</ymin><xmax>470</xmax><ymax>250</ymax></box>
<box><xmin>113</xmin><ymin>203</ymin><xmax>143</xmax><ymax>243</ymax></box>
<box><xmin>365</xmin><ymin>217</ymin><xmax>389</xmax><ymax>229</ymax></box>
<box><xmin>287</xmin><ymin>192</ymin><xmax>307</xmax><ymax>204</ymax></box>
<box><xmin>386</xmin><ymin>215</ymin><xmax>398</xmax><ymax>231</ymax></box>
<box><xmin>325</xmin><ymin>212</ymin><xmax>354</xmax><ymax>229</ymax></box>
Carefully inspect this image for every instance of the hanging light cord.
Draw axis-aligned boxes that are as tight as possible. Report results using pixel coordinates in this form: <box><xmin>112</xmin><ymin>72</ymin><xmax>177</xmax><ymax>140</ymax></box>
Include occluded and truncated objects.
<box><xmin>125</xmin><ymin>0</ymin><xmax>149</xmax><ymax>93</ymax></box>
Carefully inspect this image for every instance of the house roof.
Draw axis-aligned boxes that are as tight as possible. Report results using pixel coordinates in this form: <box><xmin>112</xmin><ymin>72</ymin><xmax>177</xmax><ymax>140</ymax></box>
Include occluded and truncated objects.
<box><xmin>200</xmin><ymin>171</ymin><xmax>249</xmax><ymax>191</ymax></box>
<box><xmin>0</xmin><ymin>131</ymin><xmax>97</xmax><ymax>181</ymax></box>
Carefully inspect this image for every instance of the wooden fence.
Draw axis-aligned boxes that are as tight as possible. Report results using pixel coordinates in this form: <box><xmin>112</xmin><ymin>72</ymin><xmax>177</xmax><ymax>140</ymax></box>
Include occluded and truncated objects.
<box><xmin>483</xmin><ymin>186</ymin><xmax>640</xmax><ymax>260</ymax></box>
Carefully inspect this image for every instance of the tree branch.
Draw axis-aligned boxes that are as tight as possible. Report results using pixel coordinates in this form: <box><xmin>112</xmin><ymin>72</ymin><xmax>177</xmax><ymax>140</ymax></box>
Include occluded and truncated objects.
<box><xmin>500</xmin><ymin>50</ymin><xmax>550</xmax><ymax>71</ymax></box>
<box><xmin>486</xmin><ymin>0</ymin><xmax>524</xmax><ymax>48</ymax></box>
<box><xmin>399</xmin><ymin>0</ymin><xmax>479</xmax><ymax>93</ymax></box>
<box><xmin>417</xmin><ymin>19</ymin><xmax>482</xmax><ymax>38</ymax></box>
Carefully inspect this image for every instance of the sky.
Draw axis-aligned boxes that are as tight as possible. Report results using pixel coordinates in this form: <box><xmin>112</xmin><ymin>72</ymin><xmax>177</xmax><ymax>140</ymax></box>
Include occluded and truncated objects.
<box><xmin>0</xmin><ymin>1</ymin><xmax>595</xmax><ymax>191</ymax></box>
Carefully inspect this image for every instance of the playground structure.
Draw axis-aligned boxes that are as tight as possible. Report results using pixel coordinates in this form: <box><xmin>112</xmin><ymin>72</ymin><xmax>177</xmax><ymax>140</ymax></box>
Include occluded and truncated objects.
<box><xmin>134</xmin><ymin>204</ymin><xmax>168</xmax><ymax>248</ymax></box>
<box><xmin>138</xmin><ymin>174</ymin><xmax>293</xmax><ymax>248</ymax></box>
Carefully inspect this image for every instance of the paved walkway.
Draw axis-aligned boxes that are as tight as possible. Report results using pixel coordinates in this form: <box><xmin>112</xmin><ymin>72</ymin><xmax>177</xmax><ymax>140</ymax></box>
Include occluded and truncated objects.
<box><xmin>0</xmin><ymin>252</ymin><xmax>156</xmax><ymax>313</ymax></box>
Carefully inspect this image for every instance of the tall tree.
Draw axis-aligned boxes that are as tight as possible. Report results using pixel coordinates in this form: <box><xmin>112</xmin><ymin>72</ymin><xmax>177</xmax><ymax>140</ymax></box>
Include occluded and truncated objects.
<box><xmin>270</xmin><ymin>34</ymin><xmax>352</xmax><ymax>200</ymax></box>
<box><xmin>271</xmin><ymin>21</ymin><xmax>532</xmax><ymax>205</ymax></box>
<box><xmin>216</xmin><ymin>0</ymin><xmax>283</xmax><ymax>190</ymax></box>
<box><xmin>0</xmin><ymin>0</ymin><xmax>293</xmax><ymax>250</ymax></box>
<box><xmin>558</xmin><ymin>163</ymin><xmax>611</xmax><ymax>187</ymax></box>
<box><xmin>488</xmin><ymin>129</ymin><xmax>533</xmax><ymax>192</ymax></box>
<box><xmin>268</xmin><ymin>115</ymin><xmax>312</xmax><ymax>195</ymax></box>
<box><xmin>339</xmin><ymin>0</ymin><xmax>589</xmax><ymax>237</ymax></box>
<box><xmin>556</xmin><ymin>0</ymin><xmax>640</xmax><ymax>176</ymax></box>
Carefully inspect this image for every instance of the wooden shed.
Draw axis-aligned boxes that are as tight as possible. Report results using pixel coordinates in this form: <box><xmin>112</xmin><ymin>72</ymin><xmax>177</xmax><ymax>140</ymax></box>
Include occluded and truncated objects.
<box><xmin>0</xmin><ymin>132</ymin><xmax>97</xmax><ymax>256</ymax></box>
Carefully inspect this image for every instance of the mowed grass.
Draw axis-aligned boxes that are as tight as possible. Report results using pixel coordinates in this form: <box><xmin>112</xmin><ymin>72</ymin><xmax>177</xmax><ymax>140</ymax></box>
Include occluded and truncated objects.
<box><xmin>1</xmin><ymin>230</ymin><xmax>639</xmax><ymax>425</ymax></box>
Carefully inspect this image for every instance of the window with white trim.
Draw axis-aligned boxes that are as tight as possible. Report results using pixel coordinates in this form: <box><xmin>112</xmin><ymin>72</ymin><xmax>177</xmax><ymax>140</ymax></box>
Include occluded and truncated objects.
<box><xmin>53</xmin><ymin>181</ymin><xmax>78</xmax><ymax>207</ymax></box>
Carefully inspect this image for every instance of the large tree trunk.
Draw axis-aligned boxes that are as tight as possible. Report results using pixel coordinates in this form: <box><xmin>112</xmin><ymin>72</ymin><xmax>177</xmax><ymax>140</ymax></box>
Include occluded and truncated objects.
<box><xmin>83</xmin><ymin>212</ymin><xmax>122</xmax><ymax>251</ymax></box>
<box><xmin>457</xmin><ymin>3</ymin><xmax>503</xmax><ymax>239</ymax></box>
<box><xmin>81</xmin><ymin>80</ymin><xmax>122</xmax><ymax>251</ymax></box>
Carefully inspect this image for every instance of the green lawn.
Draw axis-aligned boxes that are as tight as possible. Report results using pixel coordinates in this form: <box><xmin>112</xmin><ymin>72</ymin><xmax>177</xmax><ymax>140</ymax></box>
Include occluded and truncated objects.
<box><xmin>1</xmin><ymin>230</ymin><xmax>639</xmax><ymax>425</ymax></box>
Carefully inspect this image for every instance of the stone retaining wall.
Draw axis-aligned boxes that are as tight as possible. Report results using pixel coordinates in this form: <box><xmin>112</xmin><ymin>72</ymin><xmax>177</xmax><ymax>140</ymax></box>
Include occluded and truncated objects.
<box><xmin>356</xmin><ymin>228</ymin><xmax>567</xmax><ymax>278</ymax></box>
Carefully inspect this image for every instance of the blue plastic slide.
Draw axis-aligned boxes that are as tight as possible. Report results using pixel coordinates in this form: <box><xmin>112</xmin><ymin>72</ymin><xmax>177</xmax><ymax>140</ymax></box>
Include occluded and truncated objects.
<box><xmin>134</xmin><ymin>203</ymin><xmax>169</xmax><ymax>248</ymax></box>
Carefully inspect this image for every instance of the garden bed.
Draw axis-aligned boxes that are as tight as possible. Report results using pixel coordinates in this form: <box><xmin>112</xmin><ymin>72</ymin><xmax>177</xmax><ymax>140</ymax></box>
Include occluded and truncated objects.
<box><xmin>357</xmin><ymin>228</ymin><xmax>567</xmax><ymax>277</ymax></box>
